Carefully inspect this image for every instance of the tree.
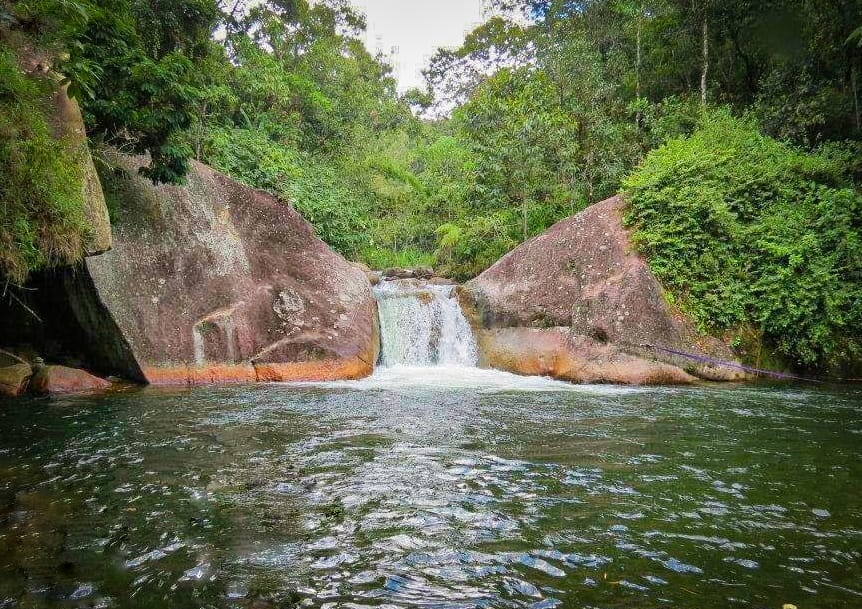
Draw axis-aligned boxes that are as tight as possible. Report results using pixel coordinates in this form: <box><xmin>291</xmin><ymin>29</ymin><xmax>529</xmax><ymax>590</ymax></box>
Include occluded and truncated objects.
<box><xmin>8</xmin><ymin>0</ymin><xmax>221</xmax><ymax>183</ymax></box>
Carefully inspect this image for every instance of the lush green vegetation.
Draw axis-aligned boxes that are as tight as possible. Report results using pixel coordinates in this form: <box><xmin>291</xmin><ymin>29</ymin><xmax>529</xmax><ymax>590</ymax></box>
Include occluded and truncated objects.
<box><xmin>624</xmin><ymin>111</ymin><xmax>861</xmax><ymax>372</ymax></box>
<box><xmin>0</xmin><ymin>45</ymin><xmax>87</xmax><ymax>284</ymax></box>
<box><xmin>2</xmin><ymin>0</ymin><xmax>861</xmax><ymax>371</ymax></box>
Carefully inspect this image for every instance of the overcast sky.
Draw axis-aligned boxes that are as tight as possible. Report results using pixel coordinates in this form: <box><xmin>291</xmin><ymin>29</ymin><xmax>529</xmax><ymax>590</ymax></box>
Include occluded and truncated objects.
<box><xmin>350</xmin><ymin>0</ymin><xmax>487</xmax><ymax>91</ymax></box>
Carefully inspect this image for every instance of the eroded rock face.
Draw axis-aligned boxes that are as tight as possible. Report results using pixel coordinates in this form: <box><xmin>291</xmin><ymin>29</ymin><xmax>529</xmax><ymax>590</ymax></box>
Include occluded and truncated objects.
<box><xmin>74</xmin><ymin>152</ymin><xmax>379</xmax><ymax>385</ymax></box>
<box><xmin>461</xmin><ymin>196</ymin><xmax>744</xmax><ymax>383</ymax></box>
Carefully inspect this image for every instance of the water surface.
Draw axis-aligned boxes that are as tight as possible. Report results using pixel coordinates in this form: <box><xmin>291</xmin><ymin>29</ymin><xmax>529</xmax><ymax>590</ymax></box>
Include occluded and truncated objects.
<box><xmin>0</xmin><ymin>372</ymin><xmax>859</xmax><ymax>608</ymax></box>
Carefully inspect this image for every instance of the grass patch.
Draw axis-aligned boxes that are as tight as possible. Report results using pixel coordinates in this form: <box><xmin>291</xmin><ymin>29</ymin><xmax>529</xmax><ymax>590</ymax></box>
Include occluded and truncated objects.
<box><xmin>358</xmin><ymin>246</ymin><xmax>435</xmax><ymax>271</ymax></box>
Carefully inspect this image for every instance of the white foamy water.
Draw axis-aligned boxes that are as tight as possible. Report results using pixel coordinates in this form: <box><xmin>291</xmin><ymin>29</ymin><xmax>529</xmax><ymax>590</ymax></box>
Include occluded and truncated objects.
<box><xmin>342</xmin><ymin>279</ymin><xmax>645</xmax><ymax>393</ymax></box>
<box><xmin>293</xmin><ymin>364</ymin><xmax>643</xmax><ymax>393</ymax></box>
<box><xmin>374</xmin><ymin>280</ymin><xmax>478</xmax><ymax>367</ymax></box>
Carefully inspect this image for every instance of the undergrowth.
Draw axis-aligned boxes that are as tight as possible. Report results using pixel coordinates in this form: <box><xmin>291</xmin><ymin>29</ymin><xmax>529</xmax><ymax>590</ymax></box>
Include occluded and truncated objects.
<box><xmin>624</xmin><ymin>110</ymin><xmax>862</xmax><ymax>373</ymax></box>
<box><xmin>0</xmin><ymin>47</ymin><xmax>87</xmax><ymax>284</ymax></box>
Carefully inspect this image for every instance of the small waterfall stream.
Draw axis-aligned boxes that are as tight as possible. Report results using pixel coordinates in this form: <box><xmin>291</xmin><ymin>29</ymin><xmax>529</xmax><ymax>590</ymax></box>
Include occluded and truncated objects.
<box><xmin>374</xmin><ymin>280</ymin><xmax>479</xmax><ymax>367</ymax></box>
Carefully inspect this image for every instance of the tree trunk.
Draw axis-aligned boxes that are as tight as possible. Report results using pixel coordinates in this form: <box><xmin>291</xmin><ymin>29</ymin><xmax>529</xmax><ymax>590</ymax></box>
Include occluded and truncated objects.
<box><xmin>852</xmin><ymin>60</ymin><xmax>860</xmax><ymax>133</ymax></box>
<box><xmin>700</xmin><ymin>5</ymin><xmax>709</xmax><ymax>106</ymax></box>
<box><xmin>521</xmin><ymin>195</ymin><xmax>528</xmax><ymax>241</ymax></box>
<box><xmin>195</xmin><ymin>102</ymin><xmax>207</xmax><ymax>161</ymax></box>
<box><xmin>636</xmin><ymin>4</ymin><xmax>642</xmax><ymax>127</ymax></box>
<box><xmin>700</xmin><ymin>10</ymin><xmax>709</xmax><ymax>106</ymax></box>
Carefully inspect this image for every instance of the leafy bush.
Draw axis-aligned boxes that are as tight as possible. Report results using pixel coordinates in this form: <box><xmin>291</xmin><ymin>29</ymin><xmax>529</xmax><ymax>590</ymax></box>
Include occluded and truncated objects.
<box><xmin>203</xmin><ymin>127</ymin><xmax>369</xmax><ymax>256</ymax></box>
<box><xmin>624</xmin><ymin>110</ymin><xmax>862</xmax><ymax>372</ymax></box>
<box><xmin>434</xmin><ymin>212</ymin><xmax>520</xmax><ymax>281</ymax></box>
<box><xmin>0</xmin><ymin>48</ymin><xmax>87</xmax><ymax>283</ymax></box>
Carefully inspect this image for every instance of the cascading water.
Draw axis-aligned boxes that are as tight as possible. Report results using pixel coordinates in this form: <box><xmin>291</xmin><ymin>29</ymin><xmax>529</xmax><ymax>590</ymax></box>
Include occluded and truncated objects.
<box><xmin>374</xmin><ymin>280</ymin><xmax>479</xmax><ymax>367</ymax></box>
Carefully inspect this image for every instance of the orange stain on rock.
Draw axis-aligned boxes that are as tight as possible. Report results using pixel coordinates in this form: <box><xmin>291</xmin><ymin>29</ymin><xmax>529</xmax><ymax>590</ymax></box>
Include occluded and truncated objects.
<box><xmin>143</xmin><ymin>356</ymin><xmax>373</xmax><ymax>386</ymax></box>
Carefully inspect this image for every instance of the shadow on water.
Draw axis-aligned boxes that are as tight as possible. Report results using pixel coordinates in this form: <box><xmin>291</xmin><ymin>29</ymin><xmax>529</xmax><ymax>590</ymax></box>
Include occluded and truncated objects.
<box><xmin>0</xmin><ymin>371</ymin><xmax>860</xmax><ymax>608</ymax></box>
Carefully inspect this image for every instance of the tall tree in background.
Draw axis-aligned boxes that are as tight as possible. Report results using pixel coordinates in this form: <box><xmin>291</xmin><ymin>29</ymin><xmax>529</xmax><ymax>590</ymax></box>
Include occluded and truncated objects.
<box><xmin>700</xmin><ymin>0</ymin><xmax>708</xmax><ymax>105</ymax></box>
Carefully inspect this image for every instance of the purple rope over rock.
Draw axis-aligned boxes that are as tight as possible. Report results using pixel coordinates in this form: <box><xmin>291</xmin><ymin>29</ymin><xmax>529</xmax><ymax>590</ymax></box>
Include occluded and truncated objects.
<box><xmin>638</xmin><ymin>343</ymin><xmax>823</xmax><ymax>383</ymax></box>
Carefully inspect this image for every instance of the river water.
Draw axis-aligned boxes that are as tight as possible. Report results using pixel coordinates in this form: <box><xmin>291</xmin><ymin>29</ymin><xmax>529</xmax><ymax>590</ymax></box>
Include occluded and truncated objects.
<box><xmin>0</xmin><ymin>373</ymin><xmax>860</xmax><ymax>608</ymax></box>
<box><xmin>2</xmin><ymin>282</ymin><xmax>861</xmax><ymax>607</ymax></box>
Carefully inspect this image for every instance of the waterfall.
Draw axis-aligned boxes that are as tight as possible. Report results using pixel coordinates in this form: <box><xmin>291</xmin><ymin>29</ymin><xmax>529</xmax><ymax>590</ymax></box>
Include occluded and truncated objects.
<box><xmin>374</xmin><ymin>280</ymin><xmax>479</xmax><ymax>367</ymax></box>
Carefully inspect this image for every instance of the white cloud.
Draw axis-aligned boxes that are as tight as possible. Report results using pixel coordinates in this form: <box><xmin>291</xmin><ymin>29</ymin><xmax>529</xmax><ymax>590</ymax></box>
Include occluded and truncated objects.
<box><xmin>350</xmin><ymin>0</ymin><xmax>487</xmax><ymax>91</ymax></box>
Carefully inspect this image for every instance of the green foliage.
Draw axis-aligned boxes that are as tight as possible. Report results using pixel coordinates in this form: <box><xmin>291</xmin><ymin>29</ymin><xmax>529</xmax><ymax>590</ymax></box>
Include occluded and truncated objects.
<box><xmin>360</xmin><ymin>247</ymin><xmax>434</xmax><ymax>271</ymax></box>
<box><xmin>0</xmin><ymin>47</ymin><xmax>87</xmax><ymax>283</ymax></box>
<box><xmin>203</xmin><ymin>127</ymin><xmax>368</xmax><ymax>256</ymax></box>
<box><xmin>624</xmin><ymin>111</ymin><xmax>862</xmax><ymax>372</ymax></box>
<box><xmin>10</xmin><ymin>0</ymin><xmax>220</xmax><ymax>183</ymax></box>
<box><xmin>433</xmin><ymin>213</ymin><xmax>520</xmax><ymax>280</ymax></box>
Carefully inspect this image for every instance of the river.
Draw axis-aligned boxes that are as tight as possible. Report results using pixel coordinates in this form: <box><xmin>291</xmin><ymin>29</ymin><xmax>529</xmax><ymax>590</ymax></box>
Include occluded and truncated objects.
<box><xmin>0</xmin><ymin>374</ymin><xmax>860</xmax><ymax>608</ymax></box>
<box><xmin>0</xmin><ymin>280</ymin><xmax>860</xmax><ymax>607</ymax></box>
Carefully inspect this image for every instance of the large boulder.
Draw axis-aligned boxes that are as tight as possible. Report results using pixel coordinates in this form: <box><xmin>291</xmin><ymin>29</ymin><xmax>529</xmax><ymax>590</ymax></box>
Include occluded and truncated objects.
<box><xmin>29</xmin><ymin>365</ymin><xmax>110</xmax><ymax>395</ymax></box>
<box><xmin>65</xmin><ymin>152</ymin><xmax>379</xmax><ymax>385</ymax></box>
<box><xmin>460</xmin><ymin>196</ymin><xmax>744</xmax><ymax>384</ymax></box>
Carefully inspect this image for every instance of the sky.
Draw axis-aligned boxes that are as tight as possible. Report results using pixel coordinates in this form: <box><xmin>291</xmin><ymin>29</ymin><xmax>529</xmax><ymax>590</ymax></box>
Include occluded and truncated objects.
<box><xmin>349</xmin><ymin>0</ymin><xmax>487</xmax><ymax>92</ymax></box>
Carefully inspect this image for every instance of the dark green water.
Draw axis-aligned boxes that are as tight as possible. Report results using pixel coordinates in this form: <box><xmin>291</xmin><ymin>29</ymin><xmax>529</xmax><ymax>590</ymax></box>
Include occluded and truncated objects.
<box><xmin>0</xmin><ymin>371</ymin><xmax>860</xmax><ymax>608</ymax></box>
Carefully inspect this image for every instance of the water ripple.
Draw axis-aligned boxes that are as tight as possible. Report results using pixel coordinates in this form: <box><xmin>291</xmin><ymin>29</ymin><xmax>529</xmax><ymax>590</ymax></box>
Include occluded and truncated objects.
<box><xmin>0</xmin><ymin>380</ymin><xmax>858</xmax><ymax>607</ymax></box>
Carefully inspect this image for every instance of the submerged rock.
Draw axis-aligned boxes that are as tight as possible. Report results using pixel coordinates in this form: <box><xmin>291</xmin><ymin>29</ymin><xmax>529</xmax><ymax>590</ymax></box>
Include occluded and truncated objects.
<box><xmin>29</xmin><ymin>365</ymin><xmax>110</xmax><ymax>395</ymax></box>
<box><xmin>461</xmin><ymin>196</ymin><xmax>744</xmax><ymax>384</ymax></box>
<box><xmin>60</xmin><ymin>152</ymin><xmax>379</xmax><ymax>386</ymax></box>
<box><xmin>0</xmin><ymin>364</ymin><xmax>33</xmax><ymax>397</ymax></box>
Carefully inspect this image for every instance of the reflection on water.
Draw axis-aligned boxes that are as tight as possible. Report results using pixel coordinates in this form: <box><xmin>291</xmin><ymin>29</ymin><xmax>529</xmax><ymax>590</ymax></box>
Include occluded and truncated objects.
<box><xmin>0</xmin><ymin>370</ymin><xmax>860</xmax><ymax>608</ymax></box>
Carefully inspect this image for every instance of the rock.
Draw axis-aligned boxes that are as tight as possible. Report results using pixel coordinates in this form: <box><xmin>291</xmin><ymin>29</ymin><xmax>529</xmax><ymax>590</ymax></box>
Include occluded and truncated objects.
<box><xmin>382</xmin><ymin>267</ymin><xmax>434</xmax><ymax>280</ymax></box>
<box><xmin>29</xmin><ymin>365</ymin><xmax>110</xmax><ymax>395</ymax></box>
<box><xmin>413</xmin><ymin>266</ymin><xmax>435</xmax><ymax>280</ymax></box>
<box><xmin>383</xmin><ymin>267</ymin><xmax>415</xmax><ymax>279</ymax></box>
<box><xmin>50</xmin><ymin>80</ymin><xmax>112</xmax><ymax>256</ymax></box>
<box><xmin>461</xmin><ymin>196</ymin><xmax>746</xmax><ymax>383</ymax></box>
<box><xmin>0</xmin><ymin>364</ymin><xmax>34</xmax><ymax>397</ymax></box>
<box><xmin>63</xmin><ymin>151</ymin><xmax>379</xmax><ymax>386</ymax></box>
<box><xmin>352</xmin><ymin>262</ymin><xmax>380</xmax><ymax>286</ymax></box>
<box><xmin>476</xmin><ymin>328</ymin><xmax>695</xmax><ymax>385</ymax></box>
<box><xmin>428</xmin><ymin>276</ymin><xmax>457</xmax><ymax>286</ymax></box>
